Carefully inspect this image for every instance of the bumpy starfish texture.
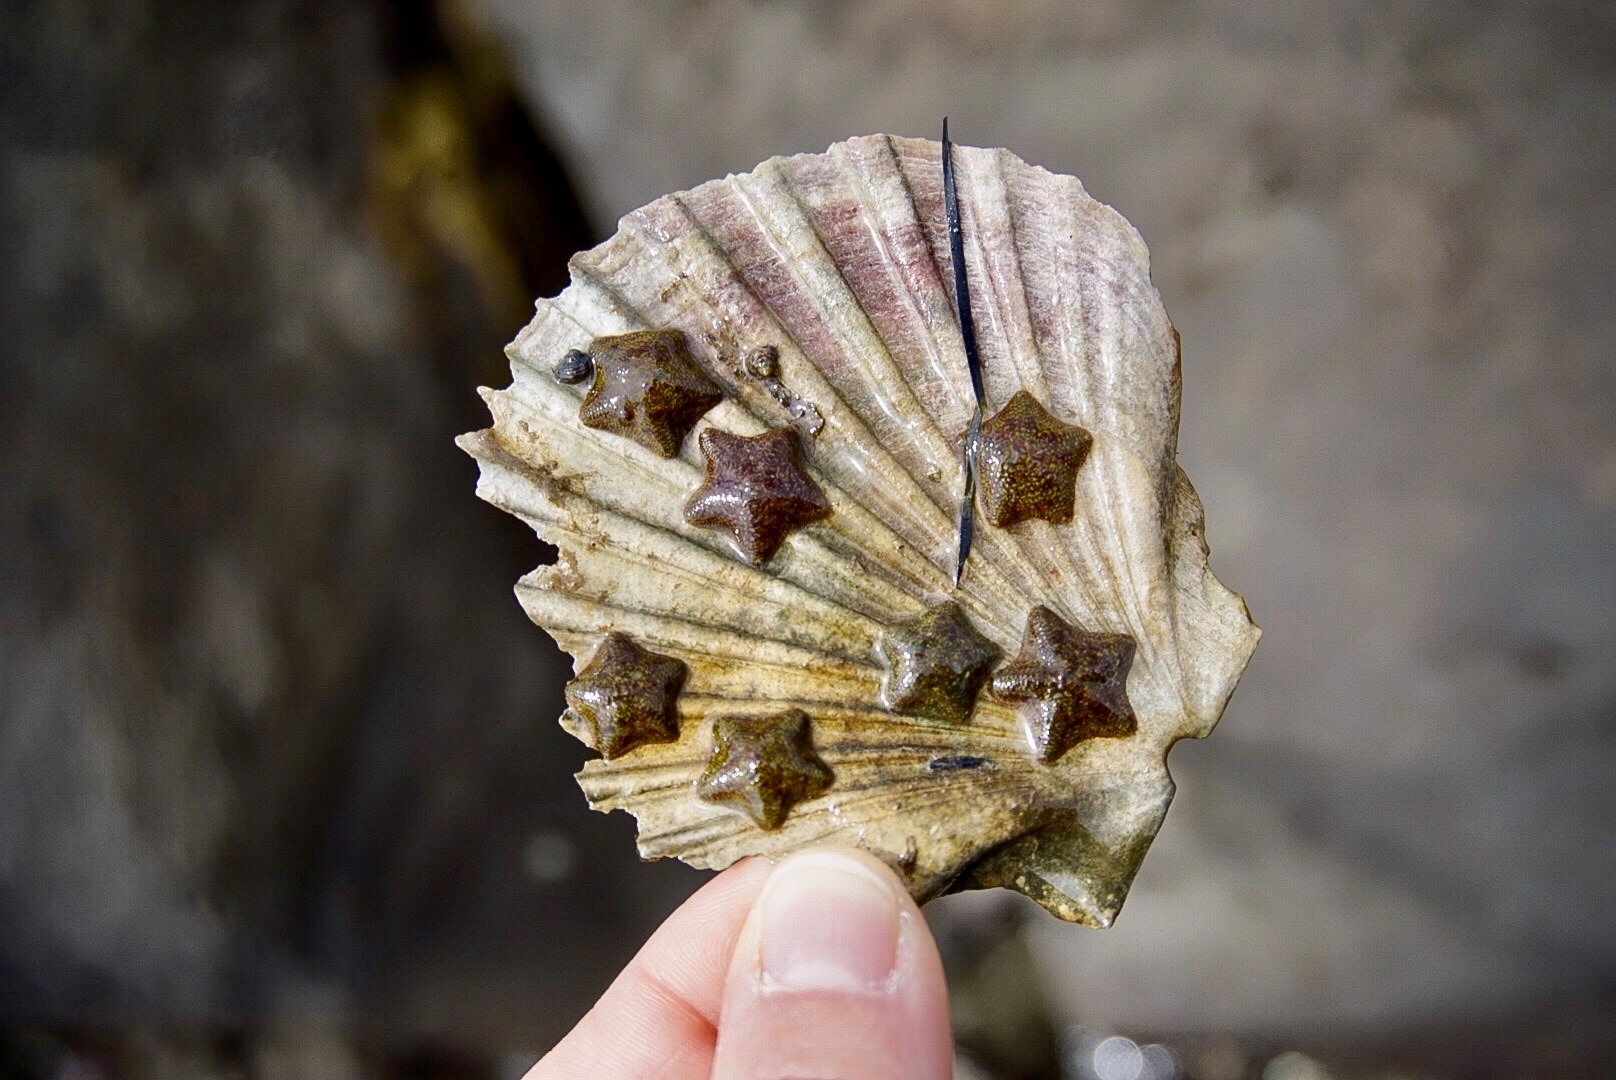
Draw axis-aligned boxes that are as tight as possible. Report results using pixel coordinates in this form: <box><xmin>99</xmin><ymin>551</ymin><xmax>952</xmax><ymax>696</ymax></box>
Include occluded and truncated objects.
<box><xmin>975</xmin><ymin>390</ymin><xmax>1093</xmax><ymax>528</ymax></box>
<box><xmin>577</xmin><ymin>329</ymin><xmax>724</xmax><ymax>457</ymax></box>
<box><xmin>697</xmin><ymin>709</ymin><xmax>834</xmax><ymax>830</ymax></box>
<box><xmin>991</xmin><ymin>605</ymin><xmax>1137</xmax><ymax>763</ymax></box>
<box><xmin>878</xmin><ymin>601</ymin><xmax>1001</xmax><ymax>724</ymax></box>
<box><xmin>684</xmin><ymin>427</ymin><xmax>832</xmax><ymax>565</ymax></box>
<box><xmin>563</xmin><ymin>632</ymin><xmax>688</xmax><ymax>760</ymax></box>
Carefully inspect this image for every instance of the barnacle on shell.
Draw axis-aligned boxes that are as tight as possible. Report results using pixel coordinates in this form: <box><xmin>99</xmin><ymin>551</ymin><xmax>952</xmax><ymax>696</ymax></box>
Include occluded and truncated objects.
<box><xmin>459</xmin><ymin>134</ymin><xmax>1259</xmax><ymax>926</ymax></box>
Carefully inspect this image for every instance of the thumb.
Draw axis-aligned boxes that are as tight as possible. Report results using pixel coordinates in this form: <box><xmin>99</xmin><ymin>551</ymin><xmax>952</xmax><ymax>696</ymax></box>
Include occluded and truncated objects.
<box><xmin>710</xmin><ymin>847</ymin><xmax>953</xmax><ymax>1080</ymax></box>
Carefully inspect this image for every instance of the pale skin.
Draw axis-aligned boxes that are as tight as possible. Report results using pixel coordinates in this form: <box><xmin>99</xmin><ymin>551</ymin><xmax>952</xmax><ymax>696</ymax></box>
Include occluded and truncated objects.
<box><xmin>526</xmin><ymin>848</ymin><xmax>955</xmax><ymax>1080</ymax></box>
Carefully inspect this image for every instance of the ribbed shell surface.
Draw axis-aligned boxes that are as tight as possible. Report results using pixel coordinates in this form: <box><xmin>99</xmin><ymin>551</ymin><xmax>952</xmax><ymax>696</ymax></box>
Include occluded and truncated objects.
<box><xmin>460</xmin><ymin>135</ymin><xmax>1258</xmax><ymax>925</ymax></box>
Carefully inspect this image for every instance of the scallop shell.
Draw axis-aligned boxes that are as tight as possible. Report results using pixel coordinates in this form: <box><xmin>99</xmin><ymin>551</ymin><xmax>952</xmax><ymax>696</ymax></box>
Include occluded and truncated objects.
<box><xmin>459</xmin><ymin>135</ymin><xmax>1259</xmax><ymax>925</ymax></box>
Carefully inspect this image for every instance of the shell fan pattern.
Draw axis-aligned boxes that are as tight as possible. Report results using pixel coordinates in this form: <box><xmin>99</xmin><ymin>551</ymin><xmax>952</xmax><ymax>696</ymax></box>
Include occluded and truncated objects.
<box><xmin>459</xmin><ymin>135</ymin><xmax>1259</xmax><ymax>926</ymax></box>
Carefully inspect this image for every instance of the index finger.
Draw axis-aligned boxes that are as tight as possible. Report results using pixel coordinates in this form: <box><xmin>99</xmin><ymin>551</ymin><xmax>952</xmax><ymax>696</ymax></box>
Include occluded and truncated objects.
<box><xmin>526</xmin><ymin>856</ymin><xmax>773</xmax><ymax>1080</ymax></box>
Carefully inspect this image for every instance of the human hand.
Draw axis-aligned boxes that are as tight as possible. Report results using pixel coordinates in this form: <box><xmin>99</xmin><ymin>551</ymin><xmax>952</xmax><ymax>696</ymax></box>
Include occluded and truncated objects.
<box><xmin>527</xmin><ymin>848</ymin><xmax>954</xmax><ymax>1079</ymax></box>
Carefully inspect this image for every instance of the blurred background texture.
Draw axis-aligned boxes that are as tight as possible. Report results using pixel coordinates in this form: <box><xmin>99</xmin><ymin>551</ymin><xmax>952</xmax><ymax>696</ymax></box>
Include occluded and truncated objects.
<box><xmin>2</xmin><ymin>1</ymin><xmax>1613</xmax><ymax>1077</ymax></box>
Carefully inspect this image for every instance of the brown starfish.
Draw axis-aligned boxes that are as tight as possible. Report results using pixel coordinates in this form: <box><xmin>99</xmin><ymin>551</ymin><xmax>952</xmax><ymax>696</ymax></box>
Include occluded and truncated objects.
<box><xmin>564</xmin><ymin>632</ymin><xmax>688</xmax><ymax>760</ymax></box>
<box><xmin>975</xmin><ymin>390</ymin><xmax>1093</xmax><ymax>528</ymax></box>
<box><xmin>577</xmin><ymin>329</ymin><xmax>724</xmax><ymax>457</ymax></box>
<box><xmin>697</xmin><ymin>709</ymin><xmax>834</xmax><ymax>830</ymax></box>
<box><xmin>991</xmin><ymin>605</ymin><xmax>1136</xmax><ymax>763</ymax></box>
<box><xmin>878</xmin><ymin>601</ymin><xmax>1001</xmax><ymax>724</ymax></box>
<box><xmin>684</xmin><ymin>427</ymin><xmax>831</xmax><ymax>565</ymax></box>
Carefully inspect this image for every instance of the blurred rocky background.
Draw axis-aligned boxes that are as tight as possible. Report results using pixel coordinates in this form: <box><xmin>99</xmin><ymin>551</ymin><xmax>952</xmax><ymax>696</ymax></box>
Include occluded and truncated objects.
<box><xmin>1</xmin><ymin>1</ymin><xmax>1612</xmax><ymax>1077</ymax></box>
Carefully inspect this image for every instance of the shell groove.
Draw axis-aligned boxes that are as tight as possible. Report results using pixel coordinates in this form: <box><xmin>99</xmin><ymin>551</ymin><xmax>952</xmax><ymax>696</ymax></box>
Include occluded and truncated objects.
<box><xmin>460</xmin><ymin>134</ymin><xmax>1259</xmax><ymax>925</ymax></box>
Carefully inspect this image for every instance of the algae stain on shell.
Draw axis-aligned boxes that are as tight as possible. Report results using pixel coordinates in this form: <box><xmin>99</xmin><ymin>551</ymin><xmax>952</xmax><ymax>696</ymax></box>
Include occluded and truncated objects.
<box><xmin>459</xmin><ymin>134</ymin><xmax>1259</xmax><ymax>926</ymax></box>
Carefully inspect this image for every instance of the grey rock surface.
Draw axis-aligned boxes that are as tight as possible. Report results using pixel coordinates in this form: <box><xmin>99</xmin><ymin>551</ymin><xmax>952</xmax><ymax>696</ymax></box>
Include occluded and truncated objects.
<box><xmin>0</xmin><ymin>0</ymin><xmax>698</xmax><ymax>1057</ymax></box>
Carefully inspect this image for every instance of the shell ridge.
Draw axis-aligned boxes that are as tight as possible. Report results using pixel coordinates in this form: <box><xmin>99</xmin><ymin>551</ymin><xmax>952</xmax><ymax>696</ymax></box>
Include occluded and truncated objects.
<box><xmin>579</xmin><ymin>705</ymin><xmax>1028</xmax><ymax>786</ymax></box>
<box><xmin>976</xmin><ymin>147</ymin><xmax>1048</xmax><ymax>399</ymax></box>
<box><xmin>1068</xmin><ymin>448</ymin><xmax>1191</xmax><ymax>729</ymax></box>
<box><xmin>520</xmin><ymin>553</ymin><xmax>882</xmax><ymax>668</ymax></box>
<box><xmin>1161</xmin><ymin>466</ymin><xmax>1262</xmax><ymax>731</ymax></box>
<box><xmin>848</xmin><ymin>135</ymin><xmax>977</xmax><ymax>423</ymax></box>
<box><xmin>575</xmin><ymin>751</ymin><xmax>709</xmax><ymax>788</ymax></box>
<box><xmin>682</xmin><ymin>662</ymin><xmax>884</xmax><ymax>704</ymax></box>
<box><xmin>511</xmin><ymin>244</ymin><xmax>954</xmax><ymax>625</ymax></box>
<box><xmin>629</xmin><ymin>817</ymin><xmax>737</xmax><ymax>858</ymax></box>
<box><xmin>758</xmin><ymin>153</ymin><xmax>1092</xmax><ymax>622</ymax></box>
<box><xmin>976</xmin><ymin>148</ymin><xmax>1115</xmax><ymax>627</ymax></box>
<box><xmin>1073</xmin><ymin>319</ymin><xmax>1176</xmax><ymax>679</ymax></box>
<box><xmin>1076</xmin><ymin>214</ymin><xmax>1179</xmax><ymax>472</ymax></box>
<box><xmin>492</xmin><ymin>381</ymin><xmax>735</xmax><ymax>552</ymax></box>
<box><xmin>521</xmin><ymin>576</ymin><xmax>885</xmax><ymax>674</ymax></box>
<box><xmin>948</xmin><ymin>150</ymin><xmax>1019</xmax><ymax>413</ymax></box>
<box><xmin>877</xmin><ymin>135</ymin><xmax>967</xmax><ymax>376</ymax></box>
<box><xmin>510</xmin><ymin>301</ymin><xmax>594</xmax><ymax>373</ymax></box>
<box><xmin>553</xmin><ymin>258</ymin><xmax>656</xmax><ymax>339</ymax></box>
<box><xmin>671</xmin><ymin>168</ymin><xmax>1063</xmax><ymax>629</ymax></box>
<box><xmin>1011</xmin><ymin>156</ymin><xmax>1100</xmax><ymax>431</ymax></box>
<box><xmin>820</xmin><ymin>140</ymin><xmax>1098</xmax><ymax>624</ymax></box>
<box><xmin>633</xmin><ymin>189</ymin><xmax>981</xmax><ymax>595</ymax></box>
<box><xmin>679</xmin><ymin>698</ymin><xmax>1018</xmax><ymax>734</ymax></box>
<box><xmin>489</xmin><ymin>377</ymin><xmax>707</xmax><ymax>523</ymax></box>
<box><xmin>461</xmin><ymin>426</ymin><xmax>582</xmax><ymax>532</ymax></box>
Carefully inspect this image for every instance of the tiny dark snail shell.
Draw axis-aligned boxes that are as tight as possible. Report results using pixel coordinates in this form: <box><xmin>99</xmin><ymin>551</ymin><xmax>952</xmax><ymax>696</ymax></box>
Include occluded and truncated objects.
<box><xmin>553</xmin><ymin>348</ymin><xmax>594</xmax><ymax>385</ymax></box>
